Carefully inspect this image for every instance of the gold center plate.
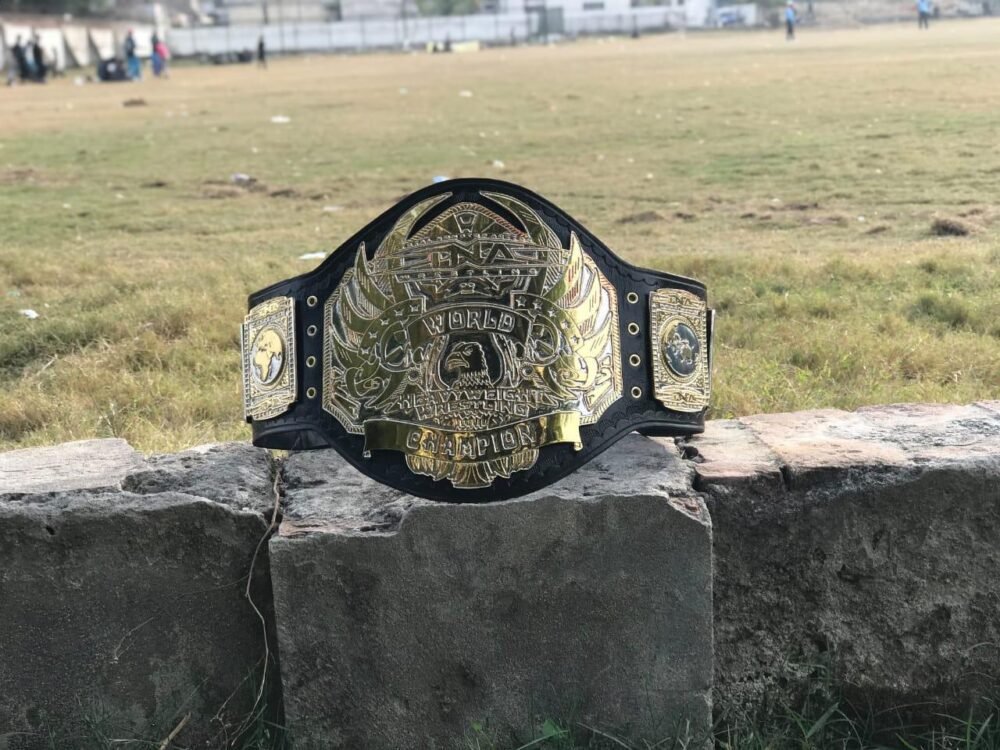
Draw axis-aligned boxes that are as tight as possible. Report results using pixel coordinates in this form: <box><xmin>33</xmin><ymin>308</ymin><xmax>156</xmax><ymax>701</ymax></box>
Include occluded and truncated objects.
<box><xmin>323</xmin><ymin>191</ymin><xmax>622</xmax><ymax>489</ymax></box>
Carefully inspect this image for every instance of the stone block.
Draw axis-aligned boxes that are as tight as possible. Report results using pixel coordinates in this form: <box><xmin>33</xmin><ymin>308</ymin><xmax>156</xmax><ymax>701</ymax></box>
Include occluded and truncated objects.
<box><xmin>684</xmin><ymin>419</ymin><xmax>782</xmax><ymax>491</ymax></box>
<box><xmin>0</xmin><ymin>438</ymin><xmax>145</xmax><ymax>495</ymax></box>
<box><xmin>0</xmin><ymin>441</ymin><xmax>279</xmax><ymax>750</ymax></box>
<box><xmin>688</xmin><ymin>403</ymin><xmax>1000</xmax><ymax>720</ymax></box>
<box><xmin>270</xmin><ymin>434</ymin><xmax>713</xmax><ymax>749</ymax></box>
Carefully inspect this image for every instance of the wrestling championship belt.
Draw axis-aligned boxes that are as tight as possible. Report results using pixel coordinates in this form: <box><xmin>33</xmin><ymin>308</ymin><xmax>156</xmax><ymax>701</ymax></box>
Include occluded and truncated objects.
<box><xmin>243</xmin><ymin>179</ymin><xmax>713</xmax><ymax>502</ymax></box>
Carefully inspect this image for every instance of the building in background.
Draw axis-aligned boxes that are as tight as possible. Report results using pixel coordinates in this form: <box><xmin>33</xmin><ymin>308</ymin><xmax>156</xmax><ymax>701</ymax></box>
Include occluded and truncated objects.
<box><xmin>207</xmin><ymin>0</ymin><xmax>418</xmax><ymax>23</ymax></box>
<box><xmin>338</xmin><ymin>0</ymin><xmax>418</xmax><ymax>20</ymax></box>
<box><xmin>218</xmin><ymin>0</ymin><xmax>330</xmax><ymax>24</ymax></box>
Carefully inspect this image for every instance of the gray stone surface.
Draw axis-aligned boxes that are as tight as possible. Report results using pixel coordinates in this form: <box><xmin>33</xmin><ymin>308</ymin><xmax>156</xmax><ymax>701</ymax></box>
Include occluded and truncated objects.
<box><xmin>687</xmin><ymin>402</ymin><xmax>1000</xmax><ymax>720</ymax></box>
<box><xmin>0</xmin><ymin>441</ymin><xmax>278</xmax><ymax>750</ymax></box>
<box><xmin>0</xmin><ymin>438</ymin><xmax>146</xmax><ymax>495</ymax></box>
<box><xmin>271</xmin><ymin>434</ymin><xmax>713</xmax><ymax>750</ymax></box>
<box><xmin>123</xmin><ymin>442</ymin><xmax>277</xmax><ymax>514</ymax></box>
<box><xmin>5</xmin><ymin>400</ymin><xmax>997</xmax><ymax>745</ymax></box>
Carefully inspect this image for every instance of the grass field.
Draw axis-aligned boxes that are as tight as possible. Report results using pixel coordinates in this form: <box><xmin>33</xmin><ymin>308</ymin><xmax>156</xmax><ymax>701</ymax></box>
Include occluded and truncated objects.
<box><xmin>1</xmin><ymin>20</ymin><xmax>999</xmax><ymax>452</ymax></box>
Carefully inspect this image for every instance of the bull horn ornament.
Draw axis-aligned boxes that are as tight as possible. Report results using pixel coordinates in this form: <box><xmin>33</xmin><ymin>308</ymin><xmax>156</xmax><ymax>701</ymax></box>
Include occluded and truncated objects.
<box><xmin>242</xmin><ymin>179</ymin><xmax>712</xmax><ymax>502</ymax></box>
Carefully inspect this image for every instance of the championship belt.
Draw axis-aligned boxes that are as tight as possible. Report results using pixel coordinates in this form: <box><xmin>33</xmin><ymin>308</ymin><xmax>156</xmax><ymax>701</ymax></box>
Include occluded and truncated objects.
<box><xmin>242</xmin><ymin>179</ymin><xmax>713</xmax><ymax>502</ymax></box>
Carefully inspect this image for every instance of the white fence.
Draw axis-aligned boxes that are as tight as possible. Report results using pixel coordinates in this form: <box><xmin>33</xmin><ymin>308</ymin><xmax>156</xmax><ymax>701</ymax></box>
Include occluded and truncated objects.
<box><xmin>0</xmin><ymin>6</ymin><xmax>687</xmax><ymax>70</ymax></box>
<box><xmin>166</xmin><ymin>7</ymin><xmax>684</xmax><ymax>57</ymax></box>
<box><xmin>563</xmin><ymin>6</ymin><xmax>687</xmax><ymax>34</ymax></box>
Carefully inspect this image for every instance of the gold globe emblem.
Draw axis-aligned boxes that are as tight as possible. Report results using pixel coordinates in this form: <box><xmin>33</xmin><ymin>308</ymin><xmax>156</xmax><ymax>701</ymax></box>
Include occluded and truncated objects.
<box><xmin>251</xmin><ymin>328</ymin><xmax>285</xmax><ymax>386</ymax></box>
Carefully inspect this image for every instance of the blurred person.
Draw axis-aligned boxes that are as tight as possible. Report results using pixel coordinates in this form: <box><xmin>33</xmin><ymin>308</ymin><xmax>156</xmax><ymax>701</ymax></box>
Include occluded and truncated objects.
<box><xmin>151</xmin><ymin>31</ymin><xmax>162</xmax><ymax>75</ymax></box>
<box><xmin>124</xmin><ymin>30</ymin><xmax>141</xmax><ymax>80</ymax></box>
<box><xmin>11</xmin><ymin>35</ymin><xmax>30</xmax><ymax>82</ymax></box>
<box><xmin>257</xmin><ymin>35</ymin><xmax>267</xmax><ymax>68</ymax></box>
<box><xmin>153</xmin><ymin>38</ymin><xmax>170</xmax><ymax>77</ymax></box>
<box><xmin>785</xmin><ymin>0</ymin><xmax>797</xmax><ymax>39</ymax></box>
<box><xmin>31</xmin><ymin>36</ymin><xmax>46</xmax><ymax>81</ymax></box>
<box><xmin>917</xmin><ymin>0</ymin><xmax>931</xmax><ymax>27</ymax></box>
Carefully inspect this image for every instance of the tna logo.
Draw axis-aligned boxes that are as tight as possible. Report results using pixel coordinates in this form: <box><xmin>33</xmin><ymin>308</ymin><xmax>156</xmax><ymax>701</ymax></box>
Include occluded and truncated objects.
<box><xmin>430</xmin><ymin>242</ymin><xmax>541</xmax><ymax>268</ymax></box>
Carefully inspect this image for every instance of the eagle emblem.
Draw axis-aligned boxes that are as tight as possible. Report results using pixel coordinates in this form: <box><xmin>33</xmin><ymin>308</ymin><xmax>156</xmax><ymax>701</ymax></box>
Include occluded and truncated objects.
<box><xmin>322</xmin><ymin>191</ymin><xmax>622</xmax><ymax>489</ymax></box>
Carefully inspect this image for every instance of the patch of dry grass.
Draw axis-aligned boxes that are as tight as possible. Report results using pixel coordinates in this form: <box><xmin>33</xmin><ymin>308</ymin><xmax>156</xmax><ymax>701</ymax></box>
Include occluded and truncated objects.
<box><xmin>2</xmin><ymin>20</ymin><xmax>1000</xmax><ymax>451</ymax></box>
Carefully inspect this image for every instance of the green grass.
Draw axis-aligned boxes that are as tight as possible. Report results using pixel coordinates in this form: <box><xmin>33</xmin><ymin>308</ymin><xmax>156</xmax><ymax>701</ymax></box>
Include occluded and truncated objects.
<box><xmin>2</xmin><ymin>21</ymin><xmax>1000</xmax><ymax>451</ymax></box>
<box><xmin>464</xmin><ymin>700</ymin><xmax>1000</xmax><ymax>750</ymax></box>
<box><xmin>28</xmin><ymin>694</ymin><xmax>1000</xmax><ymax>750</ymax></box>
<box><xmin>29</xmin><ymin>671</ymin><xmax>287</xmax><ymax>750</ymax></box>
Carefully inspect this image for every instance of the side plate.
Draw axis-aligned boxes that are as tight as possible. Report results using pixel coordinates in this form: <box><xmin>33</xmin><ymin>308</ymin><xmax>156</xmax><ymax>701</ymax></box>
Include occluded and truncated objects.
<box><xmin>649</xmin><ymin>289</ymin><xmax>711</xmax><ymax>413</ymax></box>
<box><xmin>242</xmin><ymin>296</ymin><xmax>297</xmax><ymax>421</ymax></box>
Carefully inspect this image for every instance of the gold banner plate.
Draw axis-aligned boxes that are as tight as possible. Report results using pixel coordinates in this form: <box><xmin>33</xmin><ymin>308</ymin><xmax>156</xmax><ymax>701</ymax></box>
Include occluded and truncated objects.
<box><xmin>242</xmin><ymin>296</ymin><xmax>297</xmax><ymax>421</ymax></box>
<box><xmin>650</xmin><ymin>289</ymin><xmax>711</xmax><ymax>413</ymax></box>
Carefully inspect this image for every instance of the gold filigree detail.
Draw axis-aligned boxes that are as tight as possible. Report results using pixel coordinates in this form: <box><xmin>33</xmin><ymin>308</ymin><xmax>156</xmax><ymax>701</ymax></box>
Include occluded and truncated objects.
<box><xmin>323</xmin><ymin>192</ymin><xmax>622</xmax><ymax>489</ymax></box>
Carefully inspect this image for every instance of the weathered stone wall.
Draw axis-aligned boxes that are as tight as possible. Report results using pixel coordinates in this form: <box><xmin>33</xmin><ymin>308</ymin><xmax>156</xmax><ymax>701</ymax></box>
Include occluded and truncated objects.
<box><xmin>2</xmin><ymin>401</ymin><xmax>999</xmax><ymax>747</ymax></box>
<box><xmin>0</xmin><ymin>440</ymin><xmax>280</xmax><ymax>750</ymax></box>
<box><xmin>687</xmin><ymin>402</ymin><xmax>1000</xmax><ymax>719</ymax></box>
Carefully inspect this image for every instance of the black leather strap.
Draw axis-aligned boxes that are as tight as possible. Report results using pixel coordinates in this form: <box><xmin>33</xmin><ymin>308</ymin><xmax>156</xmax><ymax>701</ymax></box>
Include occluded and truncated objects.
<box><xmin>244</xmin><ymin>178</ymin><xmax>712</xmax><ymax>502</ymax></box>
